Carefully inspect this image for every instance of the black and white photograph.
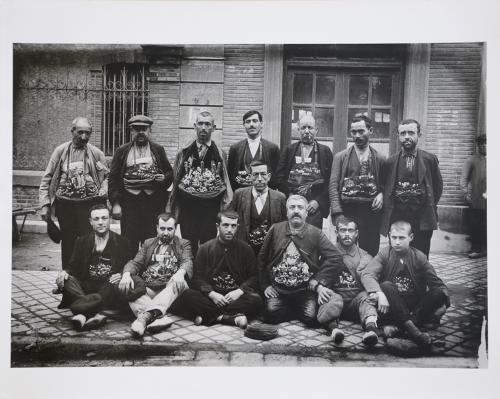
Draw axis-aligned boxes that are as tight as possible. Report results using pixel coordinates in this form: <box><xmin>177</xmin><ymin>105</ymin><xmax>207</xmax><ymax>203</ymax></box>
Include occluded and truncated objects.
<box><xmin>2</xmin><ymin>1</ymin><xmax>500</xmax><ymax>398</ymax></box>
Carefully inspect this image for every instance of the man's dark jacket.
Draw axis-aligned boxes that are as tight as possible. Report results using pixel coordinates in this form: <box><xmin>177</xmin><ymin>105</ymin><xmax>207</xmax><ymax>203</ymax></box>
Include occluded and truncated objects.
<box><xmin>192</xmin><ymin>238</ymin><xmax>260</xmax><ymax>295</ymax></box>
<box><xmin>257</xmin><ymin>221</ymin><xmax>343</xmax><ymax>291</ymax></box>
<box><xmin>380</xmin><ymin>148</ymin><xmax>443</xmax><ymax>234</ymax></box>
<box><xmin>229</xmin><ymin>187</ymin><xmax>287</xmax><ymax>243</ymax></box>
<box><xmin>108</xmin><ymin>141</ymin><xmax>173</xmax><ymax>206</ymax></box>
<box><xmin>275</xmin><ymin>141</ymin><xmax>333</xmax><ymax>218</ymax></box>
<box><xmin>227</xmin><ymin>138</ymin><xmax>281</xmax><ymax>191</ymax></box>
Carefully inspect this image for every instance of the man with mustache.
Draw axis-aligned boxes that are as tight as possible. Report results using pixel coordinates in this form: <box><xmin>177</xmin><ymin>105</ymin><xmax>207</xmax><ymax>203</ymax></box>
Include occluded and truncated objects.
<box><xmin>316</xmin><ymin>216</ymin><xmax>380</xmax><ymax>346</ymax></box>
<box><xmin>175</xmin><ymin>210</ymin><xmax>262</xmax><ymax>328</ymax></box>
<box><xmin>329</xmin><ymin>115</ymin><xmax>386</xmax><ymax>256</ymax></box>
<box><xmin>227</xmin><ymin>110</ymin><xmax>280</xmax><ymax>191</ymax></box>
<box><xmin>229</xmin><ymin>160</ymin><xmax>287</xmax><ymax>255</ymax></box>
<box><xmin>39</xmin><ymin>117</ymin><xmax>108</xmax><ymax>270</ymax></box>
<box><xmin>276</xmin><ymin>114</ymin><xmax>333</xmax><ymax>229</ymax></box>
<box><xmin>56</xmin><ymin>204</ymin><xmax>144</xmax><ymax>331</ymax></box>
<box><xmin>109</xmin><ymin>115</ymin><xmax>173</xmax><ymax>252</ymax></box>
<box><xmin>380</xmin><ymin>119</ymin><xmax>443</xmax><ymax>258</ymax></box>
<box><xmin>118</xmin><ymin>213</ymin><xmax>193</xmax><ymax>337</ymax></box>
<box><xmin>258</xmin><ymin>195</ymin><xmax>343</xmax><ymax>326</ymax></box>
<box><xmin>168</xmin><ymin>111</ymin><xmax>232</xmax><ymax>255</ymax></box>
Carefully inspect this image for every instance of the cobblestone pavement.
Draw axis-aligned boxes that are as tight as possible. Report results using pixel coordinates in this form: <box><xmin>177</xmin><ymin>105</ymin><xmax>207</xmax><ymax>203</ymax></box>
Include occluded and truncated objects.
<box><xmin>11</xmin><ymin>246</ymin><xmax>487</xmax><ymax>366</ymax></box>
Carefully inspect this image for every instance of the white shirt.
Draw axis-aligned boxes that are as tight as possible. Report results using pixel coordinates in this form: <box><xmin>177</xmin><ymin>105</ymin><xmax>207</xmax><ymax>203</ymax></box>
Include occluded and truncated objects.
<box><xmin>247</xmin><ymin>135</ymin><xmax>261</xmax><ymax>158</ymax></box>
<box><xmin>252</xmin><ymin>187</ymin><xmax>268</xmax><ymax>214</ymax></box>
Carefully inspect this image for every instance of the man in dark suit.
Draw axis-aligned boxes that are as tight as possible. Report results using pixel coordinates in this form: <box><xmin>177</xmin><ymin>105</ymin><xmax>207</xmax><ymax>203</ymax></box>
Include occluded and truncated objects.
<box><xmin>276</xmin><ymin>114</ymin><xmax>333</xmax><ymax>229</ymax></box>
<box><xmin>229</xmin><ymin>160</ymin><xmax>286</xmax><ymax>254</ymax></box>
<box><xmin>108</xmin><ymin>115</ymin><xmax>173</xmax><ymax>252</ymax></box>
<box><xmin>56</xmin><ymin>204</ymin><xmax>145</xmax><ymax>331</ymax></box>
<box><xmin>329</xmin><ymin>115</ymin><xmax>386</xmax><ymax>256</ymax></box>
<box><xmin>380</xmin><ymin>119</ymin><xmax>443</xmax><ymax>258</ymax></box>
<box><xmin>227</xmin><ymin>110</ymin><xmax>280</xmax><ymax>191</ymax></box>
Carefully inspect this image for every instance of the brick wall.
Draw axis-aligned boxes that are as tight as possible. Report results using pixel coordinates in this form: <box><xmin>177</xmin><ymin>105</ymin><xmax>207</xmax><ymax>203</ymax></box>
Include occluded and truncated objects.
<box><xmin>12</xmin><ymin>186</ymin><xmax>38</xmax><ymax>211</ymax></box>
<box><xmin>222</xmin><ymin>45</ymin><xmax>265</xmax><ymax>152</ymax></box>
<box><xmin>426</xmin><ymin>43</ymin><xmax>483</xmax><ymax>206</ymax></box>
<box><xmin>148</xmin><ymin>65</ymin><xmax>181</xmax><ymax>164</ymax></box>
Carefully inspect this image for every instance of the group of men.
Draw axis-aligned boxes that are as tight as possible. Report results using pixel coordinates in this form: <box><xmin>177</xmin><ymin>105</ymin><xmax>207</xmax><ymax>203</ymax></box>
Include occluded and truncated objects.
<box><xmin>39</xmin><ymin>108</ymin><xmax>484</xmax><ymax>350</ymax></box>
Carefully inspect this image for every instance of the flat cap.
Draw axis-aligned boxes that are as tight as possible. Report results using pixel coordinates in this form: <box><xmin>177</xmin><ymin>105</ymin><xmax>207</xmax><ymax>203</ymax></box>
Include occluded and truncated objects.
<box><xmin>128</xmin><ymin>115</ymin><xmax>153</xmax><ymax>126</ymax></box>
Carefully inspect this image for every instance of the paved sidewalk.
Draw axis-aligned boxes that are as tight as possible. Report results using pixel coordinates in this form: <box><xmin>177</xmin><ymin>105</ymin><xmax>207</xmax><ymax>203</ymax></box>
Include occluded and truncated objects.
<box><xmin>11</xmin><ymin>240</ymin><xmax>487</xmax><ymax>366</ymax></box>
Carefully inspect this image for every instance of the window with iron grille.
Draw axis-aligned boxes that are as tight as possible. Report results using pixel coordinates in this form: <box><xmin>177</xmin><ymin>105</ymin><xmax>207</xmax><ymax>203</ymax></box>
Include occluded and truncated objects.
<box><xmin>102</xmin><ymin>63</ymin><xmax>149</xmax><ymax>155</ymax></box>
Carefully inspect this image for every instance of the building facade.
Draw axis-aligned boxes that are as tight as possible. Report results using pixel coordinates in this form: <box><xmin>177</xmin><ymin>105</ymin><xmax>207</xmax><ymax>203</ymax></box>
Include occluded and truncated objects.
<box><xmin>13</xmin><ymin>43</ymin><xmax>485</xmax><ymax>235</ymax></box>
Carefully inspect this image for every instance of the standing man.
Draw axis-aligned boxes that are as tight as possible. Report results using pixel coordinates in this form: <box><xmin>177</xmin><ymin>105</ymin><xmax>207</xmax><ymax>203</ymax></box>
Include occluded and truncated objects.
<box><xmin>380</xmin><ymin>119</ymin><xmax>443</xmax><ymax>258</ymax></box>
<box><xmin>229</xmin><ymin>160</ymin><xmax>287</xmax><ymax>254</ymax></box>
<box><xmin>258</xmin><ymin>195</ymin><xmax>343</xmax><ymax>326</ymax></box>
<box><xmin>227</xmin><ymin>110</ymin><xmax>280</xmax><ymax>191</ymax></box>
<box><xmin>108</xmin><ymin>115</ymin><xmax>173</xmax><ymax>252</ymax></box>
<box><xmin>276</xmin><ymin>114</ymin><xmax>333</xmax><ymax>229</ymax></box>
<box><xmin>39</xmin><ymin>117</ymin><xmax>108</xmax><ymax>270</ymax></box>
<box><xmin>178</xmin><ymin>210</ymin><xmax>263</xmax><ymax>329</ymax></box>
<box><xmin>168</xmin><ymin>111</ymin><xmax>232</xmax><ymax>255</ymax></box>
<box><xmin>329</xmin><ymin>115</ymin><xmax>385</xmax><ymax>256</ymax></box>
<box><xmin>317</xmin><ymin>216</ymin><xmax>380</xmax><ymax>346</ymax></box>
<box><xmin>118</xmin><ymin>213</ymin><xmax>193</xmax><ymax>337</ymax></box>
<box><xmin>55</xmin><ymin>204</ymin><xmax>144</xmax><ymax>331</ymax></box>
<box><xmin>460</xmin><ymin>134</ymin><xmax>487</xmax><ymax>259</ymax></box>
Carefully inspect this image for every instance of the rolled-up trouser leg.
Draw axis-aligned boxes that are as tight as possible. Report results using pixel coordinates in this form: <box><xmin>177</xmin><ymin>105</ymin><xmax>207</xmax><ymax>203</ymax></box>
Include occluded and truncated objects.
<box><xmin>349</xmin><ymin>291</ymin><xmax>378</xmax><ymax>328</ymax></box>
<box><xmin>264</xmin><ymin>295</ymin><xmax>290</xmax><ymax>324</ymax></box>
<box><xmin>129</xmin><ymin>287</ymin><xmax>156</xmax><ymax>317</ymax></box>
<box><xmin>317</xmin><ymin>292</ymin><xmax>343</xmax><ymax>326</ymax></box>
<box><xmin>146</xmin><ymin>280</ymin><xmax>188</xmax><ymax>316</ymax></box>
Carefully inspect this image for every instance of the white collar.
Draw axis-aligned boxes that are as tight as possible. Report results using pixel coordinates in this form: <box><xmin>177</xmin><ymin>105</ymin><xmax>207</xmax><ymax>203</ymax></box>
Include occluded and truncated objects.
<box><xmin>196</xmin><ymin>140</ymin><xmax>212</xmax><ymax>148</ymax></box>
<box><xmin>247</xmin><ymin>135</ymin><xmax>262</xmax><ymax>144</ymax></box>
<box><xmin>252</xmin><ymin>187</ymin><xmax>269</xmax><ymax>198</ymax></box>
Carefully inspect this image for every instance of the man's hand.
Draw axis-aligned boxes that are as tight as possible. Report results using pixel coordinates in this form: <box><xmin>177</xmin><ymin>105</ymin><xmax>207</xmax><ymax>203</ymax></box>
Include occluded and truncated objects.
<box><xmin>170</xmin><ymin>269</ymin><xmax>187</xmax><ymax>291</ymax></box>
<box><xmin>154</xmin><ymin>174</ymin><xmax>165</xmax><ymax>183</ymax></box>
<box><xmin>264</xmin><ymin>285</ymin><xmax>279</xmax><ymax>299</ymax></box>
<box><xmin>118</xmin><ymin>272</ymin><xmax>134</xmax><ymax>295</ymax></box>
<box><xmin>41</xmin><ymin>205</ymin><xmax>51</xmax><ymax>222</ymax></box>
<box><xmin>56</xmin><ymin>270</ymin><xmax>69</xmax><ymax>290</ymax></box>
<box><xmin>317</xmin><ymin>285</ymin><xmax>334</xmax><ymax>305</ymax></box>
<box><xmin>367</xmin><ymin>292</ymin><xmax>379</xmax><ymax>306</ymax></box>
<box><xmin>208</xmin><ymin>291</ymin><xmax>228</xmax><ymax>308</ymax></box>
<box><xmin>112</xmin><ymin>203</ymin><xmax>122</xmax><ymax>220</ymax></box>
<box><xmin>98</xmin><ymin>187</ymin><xmax>107</xmax><ymax>197</ymax></box>
<box><xmin>224</xmin><ymin>288</ymin><xmax>244</xmax><ymax>304</ymax></box>
<box><xmin>306</xmin><ymin>200</ymin><xmax>319</xmax><ymax>215</ymax></box>
<box><xmin>376</xmin><ymin>291</ymin><xmax>390</xmax><ymax>314</ymax></box>
<box><xmin>371</xmin><ymin>192</ymin><xmax>383</xmax><ymax>212</ymax></box>
<box><xmin>108</xmin><ymin>273</ymin><xmax>121</xmax><ymax>285</ymax></box>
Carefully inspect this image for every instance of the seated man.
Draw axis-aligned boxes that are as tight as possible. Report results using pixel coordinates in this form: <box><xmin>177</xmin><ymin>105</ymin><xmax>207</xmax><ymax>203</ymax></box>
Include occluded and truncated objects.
<box><xmin>258</xmin><ymin>194</ymin><xmax>343</xmax><ymax>326</ymax></box>
<box><xmin>359</xmin><ymin>220</ymin><xmax>449</xmax><ymax>347</ymax></box>
<box><xmin>56</xmin><ymin>204</ymin><xmax>145</xmax><ymax>331</ymax></box>
<box><xmin>316</xmin><ymin>216</ymin><xmax>379</xmax><ymax>345</ymax></box>
<box><xmin>118</xmin><ymin>213</ymin><xmax>193</xmax><ymax>337</ymax></box>
<box><xmin>178</xmin><ymin>210</ymin><xmax>262</xmax><ymax>328</ymax></box>
<box><xmin>229</xmin><ymin>160</ymin><xmax>286</xmax><ymax>255</ymax></box>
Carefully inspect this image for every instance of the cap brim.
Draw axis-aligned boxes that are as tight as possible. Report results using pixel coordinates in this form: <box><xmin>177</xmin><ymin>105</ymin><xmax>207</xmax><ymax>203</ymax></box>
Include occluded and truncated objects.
<box><xmin>129</xmin><ymin>122</ymin><xmax>151</xmax><ymax>126</ymax></box>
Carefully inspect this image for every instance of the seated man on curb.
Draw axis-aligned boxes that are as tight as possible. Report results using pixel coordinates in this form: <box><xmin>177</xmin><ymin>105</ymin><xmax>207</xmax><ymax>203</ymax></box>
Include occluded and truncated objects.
<box><xmin>118</xmin><ymin>213</ymin><xmax>193</xmax><ymax>337</ymax></box>
<box><xmin>317</xmin><ymin>216</ymin><xmax>380</xmax><ymax>346</ymax></box>
<box><xmin>258</xmin><ymin>194</ymin><xmax>343</xmax><ymax>327</ymax></box>
<box><xmin>359</xmin><ymin>220</ymin><xmax>449</xmax><ymax>348</ymax></box>
<box><xmin>56</xmin><ymin>204</ymin><xmax>145</xmax><ymax>331</ymax></box>
<box><xmin>178</xmin><ymin>210</ymin><xmax>262</xmax><ymax>329</ymax></box>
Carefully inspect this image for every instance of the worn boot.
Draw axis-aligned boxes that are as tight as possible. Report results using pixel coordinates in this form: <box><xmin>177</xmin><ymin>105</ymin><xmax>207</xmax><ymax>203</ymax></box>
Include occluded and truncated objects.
<box><xmin>404</xmin><ymin>320</ymin><xmax>432</xmax><ymax>347</ymax></box>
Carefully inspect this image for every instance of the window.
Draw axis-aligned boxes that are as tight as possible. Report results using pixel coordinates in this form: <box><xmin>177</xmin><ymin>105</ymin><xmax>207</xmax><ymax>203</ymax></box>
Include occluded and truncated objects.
<box><xmin>285</xmin><ymin>69</ymin><xmax>401</xmax><ymax>157</ymax></box>
<box><xmin>103</xmin><ymin>64</ymin><xmax>149</xmax><ymax>155</ymax></box>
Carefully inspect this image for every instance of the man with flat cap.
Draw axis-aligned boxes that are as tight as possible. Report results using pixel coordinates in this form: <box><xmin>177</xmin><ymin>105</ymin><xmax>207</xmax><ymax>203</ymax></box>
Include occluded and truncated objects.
<box><xmin>40</xmin><ymin>117</ymin><xmax>108</xmax><ymax>270</ymax></box>
<box><xmin>109</xmin><ymin>115</ymin><xmax>173</xmax><ymax>251</ymax></box>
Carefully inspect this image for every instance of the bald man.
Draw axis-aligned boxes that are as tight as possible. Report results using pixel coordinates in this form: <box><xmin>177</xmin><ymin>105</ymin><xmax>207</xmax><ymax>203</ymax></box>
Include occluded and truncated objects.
<box><xmin>40</xmin><ymin>117</ymin><xmax>108</xmax><ymax>269</ymax></box>
<box><xmin>276</xmin><ymin>114</ymin><xmax>333</xmax><ymax>229</ymax></box>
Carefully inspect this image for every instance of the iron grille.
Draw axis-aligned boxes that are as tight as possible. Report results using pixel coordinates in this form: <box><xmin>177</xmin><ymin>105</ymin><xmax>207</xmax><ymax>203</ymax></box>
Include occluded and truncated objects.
<box><xmin>103</xmin><ymin>64</ymin><xmax>149</xmax><ymax>155</ymax></box>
